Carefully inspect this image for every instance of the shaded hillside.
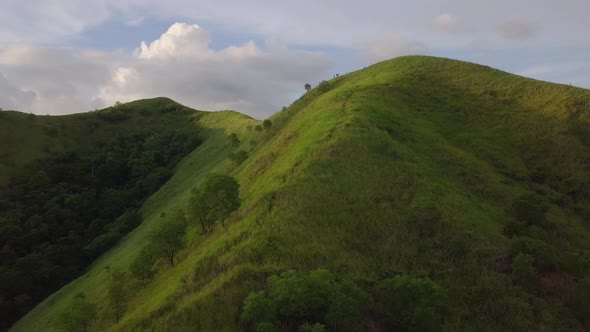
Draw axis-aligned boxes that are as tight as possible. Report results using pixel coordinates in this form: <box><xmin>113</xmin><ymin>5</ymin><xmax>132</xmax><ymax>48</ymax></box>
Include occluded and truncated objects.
<box><xmin>12</xmin><ymin>56</ymin><xmax>590</xmax><ymax>331</ymax></box>
<box><xmin>0</xmin><ymin>98</ymin><xmax>221</xmax><ymax>329</ymax></box>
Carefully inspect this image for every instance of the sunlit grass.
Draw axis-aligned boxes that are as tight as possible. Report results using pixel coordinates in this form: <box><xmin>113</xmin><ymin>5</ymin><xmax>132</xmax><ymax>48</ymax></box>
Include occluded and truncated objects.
<box><xmin>13</xmin><ymin>56</ymin><xmax>590</xmax><ymax>331</ymax></box>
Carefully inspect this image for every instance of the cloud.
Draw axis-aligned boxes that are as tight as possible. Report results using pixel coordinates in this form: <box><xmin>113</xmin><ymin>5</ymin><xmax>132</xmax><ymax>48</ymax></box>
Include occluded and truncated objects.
<box><xmin>138</xmin><ymin>23</ymin><xmax>213</xmax><ymax>59</ymax></box>
<box><xmin>100</xmin><ymin>23</ymin><xmax>331</xmax><ymax>118</ymax></box>
<box><xmin>361</xmin><ymin>34</ymin><xmax>428</xmax><ymax>62</ymax></box>
<box><xmin>1</xmin><ymin>1</ymin><xmax>589</xmax><ymax>113</ymax></box>
<box><xmin>2</xmin><ymin>0</ymin><xmax>589</xmax><ymax>49</ymax></box>
<box><xmin>431</xmin><ymin>14</ymin><xmax>465</xmax><ymax>33</ymax></box>
<box><xmin>126</xmin><ymin>17</ymin><xmax>145</xmax><ymax>27</ymax></box>
<box><xmin>0</xmin><ymin>1</ymin><xmax>113</xmax><ymax>44</ymax></box>
<box><xmin>497</xmin><ymin>18</ymin><xmax>538</xmax><ymax>40</ymax></box>
<box><xmin>0</xmin><ymin>73</ymin><xmax>36</xmax><ymax>111</ymax></box>
<box><xmin>0</xmin><ymin>45</ymin><xmax>116</xmax><ymax>114</ymax></box>
<box><xmin>0</xmin><ymin>23</ymin><xmax>333</xmax><ymax>118</ymax></box>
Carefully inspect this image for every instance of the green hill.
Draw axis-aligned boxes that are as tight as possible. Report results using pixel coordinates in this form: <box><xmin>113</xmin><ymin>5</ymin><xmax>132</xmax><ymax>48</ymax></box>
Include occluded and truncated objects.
<box><xmin>10</xmin><ymin>56</ymin><xmax>590</xmax><ymax>331</ymax></box>
<box><xmin>0</xmin><ymin>98</ymin><xmax>257</xmax><ymax>330</ymax></box>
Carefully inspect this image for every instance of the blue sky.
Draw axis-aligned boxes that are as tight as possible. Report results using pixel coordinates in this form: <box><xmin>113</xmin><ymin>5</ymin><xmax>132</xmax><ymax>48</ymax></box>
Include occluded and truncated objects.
<box><xmin>0</xmin><ymin>0</ymin><xmax>588</xmax><ymax>118</ymax></box>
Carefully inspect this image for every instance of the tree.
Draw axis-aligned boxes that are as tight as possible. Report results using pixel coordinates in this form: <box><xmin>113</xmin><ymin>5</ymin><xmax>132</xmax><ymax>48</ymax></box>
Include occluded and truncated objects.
<box><xmin>130</xmin><ymin>246</ymin><xmax>155</xmax><ymax>282</ymax></box>
<box><xmin>109</xmin><ymin>209</ymin><xmax>142</xmax><ymax>234</ymax></box>
<box><xmin>376</xmin><ymin>275</ymin><xmax>448</xmax><ymax>332</ymax></box>
<box><xmin>149</xmin><ymin>210</ymin><xmax>187</xmax><ymax>266</ymax></box>
<box><xmin>317</xmin><ymin>80</ymin><xmax>329</xmax><ymax>93</ymax></box>
<box><xmin>56</xmin><ymin>293</ymin><xmax>97</xmax><ymax>332</ymax></box>
<box><xmin>242</xmin><ymin>291</ymin><xmax>277</xmax><ymax>326</ymax></box>
<box><xmin>255</xmin><ymin>125</ymin><xmax>262</xmax><ymax>132</ymax></box>
<box><xmin>242</xmin><ymin>269</ymin><xmax>368</xmax><ymax>331</ymax></box>
<box><xmin>229</xmin><ymin>133</ymin><xmax>240</xmax><ymax>148</ymax></box>
<box><xmin>188</xmin><ymin>174</ymin><xmax>240</xmax><ymax>234</ymax></box>
<box><xmin>230</xmin><ymin>150</ymin><xmax>249</xmax><ymax>165</ymax></box>
<box><xmin>263</xmin><ymin>119</ymin><xmax>272</xmax><ymax>129</ymax></box>
<box><xmin>304</xmin><ymin>83</ymin><xmax>311</xmax><ymax>92</ymax></box>
<box><xmin>108</xmin><ymin>270</ymin><xmax>128</xmax><ymax>323</ymax></box>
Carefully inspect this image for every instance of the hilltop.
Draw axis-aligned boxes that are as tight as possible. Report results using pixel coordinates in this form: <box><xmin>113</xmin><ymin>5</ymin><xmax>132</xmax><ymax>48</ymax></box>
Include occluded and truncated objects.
<box><xmin>10</xmin><ymin>56</ymin><xmax>590</xmax><ymax>331</ymax></box>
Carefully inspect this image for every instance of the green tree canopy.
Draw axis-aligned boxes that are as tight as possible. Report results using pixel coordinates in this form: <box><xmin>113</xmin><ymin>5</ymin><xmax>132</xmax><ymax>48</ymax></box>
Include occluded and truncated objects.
<box><xmin>188</xmin><ymin>174</ymin><xmax>240</xmax><ymax>233</ymax></box>
<box><xmin>56</xmin><ymin>293</ymin><xmax>96</xmax><ymax>332</ymax></box>
<box><xmin>149</xmin><ymin>210</ymin><xmax>187</xmax><ymax>266</ymax></box>
<box><xmin>130</xmin><ymin>246</ymin><xmax>156</xmax><ymax>282</ymax></box>
<box><xmin>108</xmin><ymin>270</ymin><xmax>128</xmax><ymax>323</ymax></box>
<box><xmin>376</xmin><ymin>275</ymin><xmax>448</xmax><ymax>332</ymax></box>
<box><xmin>242</xmin><ymin>269</ymin><xmax>369</xmax><ymax>331</ymax></box>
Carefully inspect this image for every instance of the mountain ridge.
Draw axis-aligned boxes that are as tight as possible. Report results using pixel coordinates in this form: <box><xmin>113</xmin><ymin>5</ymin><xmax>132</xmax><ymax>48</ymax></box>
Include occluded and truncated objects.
<box><xmin>10</xmin><ymin>55</ymin><xmax>590</xmax><ymax>331</ymax></box>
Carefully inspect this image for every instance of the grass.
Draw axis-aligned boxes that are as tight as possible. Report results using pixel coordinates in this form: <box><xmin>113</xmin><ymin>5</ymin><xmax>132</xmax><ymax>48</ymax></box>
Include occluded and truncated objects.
<box><xmin>11</xmin><ymin>56</ymin><xmax>590</xmax><ymax>331</ymax></box>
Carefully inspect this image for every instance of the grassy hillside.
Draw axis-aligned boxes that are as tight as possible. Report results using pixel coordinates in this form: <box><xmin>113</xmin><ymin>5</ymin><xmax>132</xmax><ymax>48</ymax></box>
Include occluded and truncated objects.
<box><xmin>12</xmin><ymin>56</ymin><xmax>590</xmax><ymax>331</ymax></box>
<box><xmin>0</xmin><ymin>98</ymin><xmax>257</xmax><ymax>330</ymax></box>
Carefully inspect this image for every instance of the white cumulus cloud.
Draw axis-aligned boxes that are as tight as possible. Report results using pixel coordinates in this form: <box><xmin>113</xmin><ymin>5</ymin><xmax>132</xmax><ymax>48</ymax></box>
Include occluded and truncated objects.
<box><xmin>139</xmin><ymin>23</ymin><xmax>213</xmax><ymax>59</ymax></box>
<box><xmin>0</xmin><ymin>23</ymin><xmax>333</xmax><ymax>118</ymax></box>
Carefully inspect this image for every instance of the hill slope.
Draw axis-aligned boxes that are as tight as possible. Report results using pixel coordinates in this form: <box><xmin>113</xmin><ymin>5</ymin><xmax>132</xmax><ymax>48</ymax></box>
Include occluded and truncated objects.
<box><xmin>12</xmin><ymin>56</ymin><xmax>590</xmax><ymax>331</ymax></box>
<box><xmin>0</xmin><ymin>98</ymin><xmax>257</xmax><ymax>329</ymax></box>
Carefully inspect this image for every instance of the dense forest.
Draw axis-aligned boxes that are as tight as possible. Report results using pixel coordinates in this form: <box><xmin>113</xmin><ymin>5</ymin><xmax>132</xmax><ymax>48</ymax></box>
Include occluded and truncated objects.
<box><xmin>0</xmin><ymin>105</ymin><xmax>202</xmax><ymax>329</ymax></box>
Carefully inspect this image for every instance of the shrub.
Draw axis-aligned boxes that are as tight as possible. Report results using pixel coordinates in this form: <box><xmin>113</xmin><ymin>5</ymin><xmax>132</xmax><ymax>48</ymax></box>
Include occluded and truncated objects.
<box><xmin>511</xmin><ymin>253</ymin><xmax>537</xmax><ymax>287</ymax></box>
<box><xmin>84</xmin><ymin>232</ymin><xmax>122</xmax><ymax>257</ymax></box>
<box><xmin>299</xmin><ymin>322</ymin><xmax>326</xmax><ymax>332</ymax></box>
<box><xmin>511</xmin><ymin>237</ymin><xmax>557</xmax><ymax>271</ymax></box>
<box><xmin>325</xmin><ymin>279</ymin><xmax>369</xmax><ymax>331</ymax></box>
<box><xmin>256</xmin><ymin>322</ymin><xmax>278</xmax><ymax>332</ymax></box>
<box><xmin>268</xmin><ymin>270</ymin><xmax>332</xmax><ymax>321</ymax></box>
<box><xmin>229</xmin><ymin>133</ymin><xmax>240</xmax><ymax>148</ymax></box>
<box><xmin>408</xmin><ymin>206</ymin><xmax>443</xmax><ymax>237</ymax></box>
<box><xmin>509</xmin><ymin>194</ymin><xmax>549</xmax><ymax>227</ymax></box>
<box><xmin>109</xmin><ymin>209</ymin><xmax>143</xmax><ymax>234</ymax></box>
<box><xmin>317</xmin><ymin>80</ymin><xmax>330</xmax><ymax>93</ymax></box>
<box><xmin>242</xmin><ymin>291</ymin><xmax>277</xmax><ymax>325</ymax></box>
<box><xmin>230</xmin><ymin>150</ymin><xmax>249</xmax><ymax>165</ymax></box>
<box><xmin>449</xmin><ymin>233</ymin><xmax>469</xmax><ymax>258</ymax></box>
<box><xmin>242</xmin><ymin>269</ymin><xmax>368</xmax><ymax>331</ymax></box>
<box><xmin>375</xmin><ymin>275</ymin><xmax>448</xmax><ymax>332</ymax></box>
<box><xmin>569</xmin><ymin>276</ymin><xmax>590</xmax><ymax>328</ymax></box>
<box><xmin>263</xmin><ymin>119</ymin><xmax>272</xmax><ymax>129</ymax></box>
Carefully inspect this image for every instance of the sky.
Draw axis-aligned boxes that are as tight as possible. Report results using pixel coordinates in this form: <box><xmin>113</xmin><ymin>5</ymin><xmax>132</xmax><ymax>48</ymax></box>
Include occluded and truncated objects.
<box><xmin>0</xmin><ymin>0</ymin><xmax>588</xmax><ymax>118</ymax></box>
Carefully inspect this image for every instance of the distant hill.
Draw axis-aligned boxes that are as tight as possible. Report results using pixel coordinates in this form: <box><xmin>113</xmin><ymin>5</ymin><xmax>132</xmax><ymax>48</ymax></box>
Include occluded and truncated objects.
<box><xmin>0</xmin><ymin>98</ymin><xmax>256</xmax><ymax>330</ymax></box>
<box><xmin>11</xmin><ymin>56</ymin><xmax>590</xmax><ymax>331</ymax></box>
<box><xmin>0</xmin><ymin>98</ymin><xmax>200</xmax><ymax>184</ymax></box>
